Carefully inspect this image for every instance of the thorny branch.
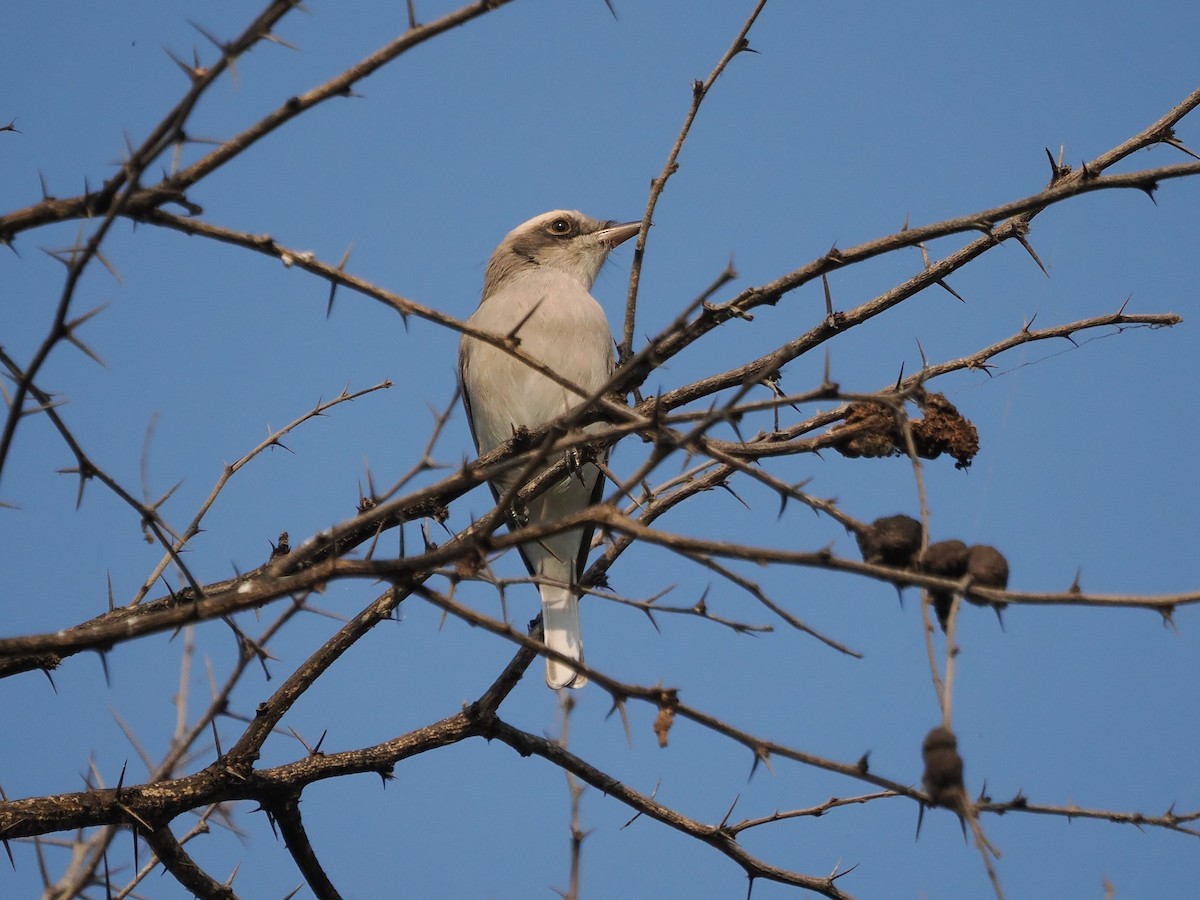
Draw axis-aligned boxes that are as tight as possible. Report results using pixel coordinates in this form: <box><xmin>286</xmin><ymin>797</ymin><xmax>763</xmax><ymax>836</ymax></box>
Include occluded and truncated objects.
<box><xmin>3</xmin><ymin>1</ymin><xmax>1199</xmax><ymax>898</ymax></box>
<box><xmin>619</xmin><ymin>0</ymin><xmax>770</xmax><ymax>363</ymax></box>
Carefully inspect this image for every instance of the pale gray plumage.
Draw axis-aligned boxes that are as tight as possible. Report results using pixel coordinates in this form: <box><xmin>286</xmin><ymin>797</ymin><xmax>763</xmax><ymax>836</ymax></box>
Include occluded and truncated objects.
<box><xmin>459</xmin><ymin>210</ymin><xmax>639</xmax><ymax>688</ymax></box>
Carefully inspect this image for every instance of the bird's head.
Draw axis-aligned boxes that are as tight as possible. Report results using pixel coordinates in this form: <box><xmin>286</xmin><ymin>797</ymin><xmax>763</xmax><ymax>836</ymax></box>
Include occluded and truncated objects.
<box><xmin>483</xmin><ymin>210</ymin><xmax>640</xmax><ymax>297</ymax></box>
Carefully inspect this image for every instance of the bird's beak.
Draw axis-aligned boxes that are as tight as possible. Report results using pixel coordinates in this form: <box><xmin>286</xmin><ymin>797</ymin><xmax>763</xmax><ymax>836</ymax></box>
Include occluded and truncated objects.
<box><xmin>596</xmin><ymin>220</ymin><xmax>641</xmax><ymax>248</ymax></box>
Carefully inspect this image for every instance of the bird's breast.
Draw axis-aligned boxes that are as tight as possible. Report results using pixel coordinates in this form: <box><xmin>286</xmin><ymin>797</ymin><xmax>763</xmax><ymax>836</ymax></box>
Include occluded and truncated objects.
<box><xmin>461</xmin><ymin>273</ymin><xmax>615</xmax><ymax>455</ymax></box>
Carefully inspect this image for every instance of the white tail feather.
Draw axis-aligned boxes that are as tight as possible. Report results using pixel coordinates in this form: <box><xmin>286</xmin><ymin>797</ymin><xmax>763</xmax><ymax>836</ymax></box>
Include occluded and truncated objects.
<box><xmin>540</xmin><ymin>579</ymin><xmax>586</xmax><ymax>689</ymax></box>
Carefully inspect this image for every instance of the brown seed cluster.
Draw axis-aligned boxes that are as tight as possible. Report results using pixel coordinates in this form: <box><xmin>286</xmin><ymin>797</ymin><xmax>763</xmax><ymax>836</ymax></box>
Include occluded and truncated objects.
<box><xmin>830</xmin><ymin>392</ymin><xmax>979</xmax><ymax>469</ymax></box>
<box><xmin>921</xmin><ymin>541</ymin><xmax>1010</xmax><ymax>629</ymax></box>
<box><xmin>855</xmin><ymin>516</ymin><xmax>1010</xmax><ymax>630</ymax></box>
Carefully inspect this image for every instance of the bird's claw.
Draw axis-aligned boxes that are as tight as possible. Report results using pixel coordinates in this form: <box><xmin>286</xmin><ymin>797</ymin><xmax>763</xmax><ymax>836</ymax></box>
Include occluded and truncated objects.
<box><xmin>565</xmin><ymin>446</ymin><xmax>591</xmax><ymax>485</ymax></box>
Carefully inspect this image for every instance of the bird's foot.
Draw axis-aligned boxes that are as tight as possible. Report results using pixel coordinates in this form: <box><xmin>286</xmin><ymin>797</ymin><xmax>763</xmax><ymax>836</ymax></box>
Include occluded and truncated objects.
<box><xmin>564</xmin><ymin>445</ymin><xmax>594</xmax><ymax>485</ymax></box>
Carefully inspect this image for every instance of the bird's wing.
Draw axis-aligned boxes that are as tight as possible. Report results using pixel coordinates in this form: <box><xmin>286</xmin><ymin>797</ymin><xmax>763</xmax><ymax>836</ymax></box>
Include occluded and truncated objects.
<box><xmin>460</xmin><ymin>335</ymin><xmax>539</xmax><ymax>579</ymax></box>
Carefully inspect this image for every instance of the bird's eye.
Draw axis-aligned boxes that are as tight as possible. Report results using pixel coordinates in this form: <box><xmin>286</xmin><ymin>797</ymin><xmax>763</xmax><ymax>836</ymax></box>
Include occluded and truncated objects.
<box><xmin>548</xmin><ymin>218</ymin><xmax>573</xmax><ymax>236</ymax></box>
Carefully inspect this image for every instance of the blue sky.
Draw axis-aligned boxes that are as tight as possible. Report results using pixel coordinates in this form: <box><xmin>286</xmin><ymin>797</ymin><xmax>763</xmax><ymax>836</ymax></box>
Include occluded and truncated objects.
<box><xmin>2</xmin><ymin>1</ymin><xmax>1199</xmax><ymax>897</ymax></box>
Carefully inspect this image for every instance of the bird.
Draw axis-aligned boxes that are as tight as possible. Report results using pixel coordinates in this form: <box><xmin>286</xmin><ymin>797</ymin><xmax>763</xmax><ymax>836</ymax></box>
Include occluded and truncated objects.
<box><xmin>459</xmin><ymin>210</ymin><xmax>639</xmax><ymax>689</ymax></box>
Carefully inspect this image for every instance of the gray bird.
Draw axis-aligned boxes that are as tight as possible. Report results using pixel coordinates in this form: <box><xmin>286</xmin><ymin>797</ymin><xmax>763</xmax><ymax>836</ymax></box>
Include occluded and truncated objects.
<box><xmin>459</xmin><ymin>210</ymin><xmax>639</xmax><ymax>688</ymax></box>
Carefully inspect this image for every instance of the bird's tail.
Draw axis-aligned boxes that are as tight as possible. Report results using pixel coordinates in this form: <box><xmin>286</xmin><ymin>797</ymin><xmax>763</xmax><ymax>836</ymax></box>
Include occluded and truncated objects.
<box><xmin>540</xmin><ymin>575</ymin><xmax>586</xmax><ymax>689</ymax></box>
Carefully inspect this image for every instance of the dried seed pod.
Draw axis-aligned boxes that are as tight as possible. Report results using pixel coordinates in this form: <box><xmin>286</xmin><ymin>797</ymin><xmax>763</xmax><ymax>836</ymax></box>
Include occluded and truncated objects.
<box><xmin>919</xmin><ymin>540</ymin><xmax>969</xmax><ymax>629</ymax></box>
<box><xmin>922</xmin><ymin>726</ymin><xmax>965</xmax><ymax>810</ymax></box>
<box><xmin>966</xmin><ymin>544</ymin><xmax>1010</xmax><ymax>623</ymax></box>
<box><xmin>966</xmin><ymin>544</ymin><xmax>1008</xmax><ymax>589</ymax></box>
<box><xmin>910</xmin><ymin>392</ymin><xmax>979</xmax><ymax>469</ymax></box>
<box><xmin>830</xmin><ymin>401</ymin><xmax>900</xmax><ymax>459</ymax></box>
<box><xmin>920</xmin><ymin>540</ymin><xmax>970</xmax><ymax>577</ymax></box>
<box><xmin>856</xmin><ymin>514</ymin><xmax>923</xmax><ymax>568</ymax></box>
